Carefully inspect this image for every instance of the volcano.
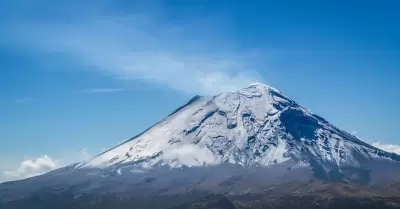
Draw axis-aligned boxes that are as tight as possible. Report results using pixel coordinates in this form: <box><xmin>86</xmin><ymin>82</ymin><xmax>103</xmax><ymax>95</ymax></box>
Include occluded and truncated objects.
<box><xmin>1</xmin><ymin>83</ymin><xmax>400</xmax><ymax>209</ymax></box>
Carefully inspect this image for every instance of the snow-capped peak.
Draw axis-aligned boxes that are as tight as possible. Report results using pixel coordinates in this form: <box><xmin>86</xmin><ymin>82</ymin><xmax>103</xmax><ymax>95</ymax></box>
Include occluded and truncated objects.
<box><xmin>78</xmin><ymin>82</ymin><xmax>399</xmax><ymax>171</ymax></box>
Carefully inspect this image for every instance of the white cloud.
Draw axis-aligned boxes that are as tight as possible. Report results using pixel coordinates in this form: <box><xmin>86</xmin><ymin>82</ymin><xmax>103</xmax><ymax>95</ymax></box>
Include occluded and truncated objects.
<box><xmin>2</xmin><ymin>155</ymin><xmax>59</xmax><ymax>182</ymax></box>
<box><xmin>9</xmin><ymin>15</ymin><xmax>266</xmax><ymax>95</ymax></box>
<box><xmin>161</xmin><ymin>144</ymin><xmax>220</xmax><ymax>167</ymax></box>
<box><xmin>80</xmin><ymin>88</ymin><xmax>127</xmax><ymax>94</ymax></box>
<box><xmin>371</xmin><ymin>142</ymin><xmax>400</xmax><ymax>155</ymax></box>
<box><xmin>0</xmin><ymin>149</ymin><xmax>93</xmax><ymax>183</ymax></box>
<box><xmin>353</xmin><ymin>131</ymin><xmax>400</xmax><ymax>155</ymax></box>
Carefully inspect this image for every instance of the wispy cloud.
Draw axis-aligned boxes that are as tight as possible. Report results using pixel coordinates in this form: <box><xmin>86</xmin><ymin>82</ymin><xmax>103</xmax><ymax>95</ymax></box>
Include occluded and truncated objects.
<box><xmin>80</xmin><ymin>88</ymin><xmax>127</xmax><ymax>94</ymax></box>
<box><xmin>15</xmin><ymin>97</ymin><xmax>34</xmax><ymax>103</ymax></box>
<box><xmin>372</xmin><ymin>142</ymin><xmax>400</xmax><ymax>155</ymax></box>
<box><xmin>9</xmin><ymin>12</ymin><xmax>266</xmax><ymax>95</ymax></box>
<box><xmin>79</xmin><ymin>148</ymin><xmax>91</xmax><ymax>161</ymax></box>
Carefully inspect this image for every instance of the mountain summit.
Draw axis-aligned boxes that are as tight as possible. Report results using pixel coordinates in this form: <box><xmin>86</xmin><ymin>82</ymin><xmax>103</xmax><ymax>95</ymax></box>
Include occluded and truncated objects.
<box><xmin>1</xmin><ymin>82</ymin><xmax>400</xmax><ymax>205</ymax></box>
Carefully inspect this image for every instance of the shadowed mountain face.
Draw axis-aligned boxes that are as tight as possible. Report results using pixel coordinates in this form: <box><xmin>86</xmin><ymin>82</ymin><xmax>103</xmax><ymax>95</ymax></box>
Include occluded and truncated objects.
<box><xmin>1</xmin><ymin>83</ymin><xmax>399</xmax><ymax>208</ymax></box>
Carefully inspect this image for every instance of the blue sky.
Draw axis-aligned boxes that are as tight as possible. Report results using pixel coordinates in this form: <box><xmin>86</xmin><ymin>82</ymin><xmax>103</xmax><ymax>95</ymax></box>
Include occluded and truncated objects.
<box><xmin>1</xmin><ymin>0</ymin><xmax>399</xmax><ymax>181</ymax></box>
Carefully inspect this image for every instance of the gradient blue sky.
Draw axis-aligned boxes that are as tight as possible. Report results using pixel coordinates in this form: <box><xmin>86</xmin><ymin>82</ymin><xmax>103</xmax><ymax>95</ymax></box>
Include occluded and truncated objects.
<box><xmin>1</xmin><ymin>0</ymin><xmax>399</xmax><ymax>181</ymax></box>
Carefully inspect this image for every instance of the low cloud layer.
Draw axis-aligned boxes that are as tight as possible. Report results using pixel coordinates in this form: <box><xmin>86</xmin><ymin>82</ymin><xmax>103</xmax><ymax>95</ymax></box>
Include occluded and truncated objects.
<box><xmin>161</xmin><ymin>144</ymin><xmax>220</xmax><ymax>167</ymax></box>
